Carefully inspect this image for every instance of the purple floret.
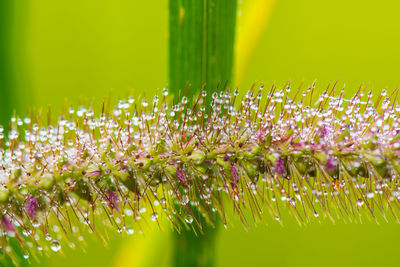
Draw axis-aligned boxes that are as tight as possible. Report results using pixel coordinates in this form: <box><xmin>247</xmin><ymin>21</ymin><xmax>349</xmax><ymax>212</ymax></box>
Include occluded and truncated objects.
<box><xmin>177</xmin><ymin>167</ymin><xmax>187</xmax><ymax>185</ymax></box>
<box><xmin>107</xmin><ymin>190</ymin><xmax>120</xmax><ymax>211</ymax></box>
<box><xmin>230</xmin><ymin>162</ymin><xmax>239</xmax><ymax>188</ymax></box>
<box><xmin>26</xmin><ymin>196</ymin><xmax>38</xmax><ymax>219</ymax></box>
<box><xmin>275</xmin><ymin>157</ymin><xmax>286</xmax><ymax>177</ymax></box>
<box><xmin>326</xmin><ymin>155</ymin><xmax>338</xmax><ymax>172</ymax></box>
<box><xmin>1</xmin><ymin>216</ymin><xmax>15</xmax><ymax>232</ymax></box>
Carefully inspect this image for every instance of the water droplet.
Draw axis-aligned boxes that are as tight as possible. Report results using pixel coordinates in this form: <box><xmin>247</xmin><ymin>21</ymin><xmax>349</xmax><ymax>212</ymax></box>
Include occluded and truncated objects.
<box><xmin>139</xmin><ymin>207</ymin><xmax>146</xmax><ymax>214</ymax></box>
<box><xmin>356</xmin><ymin>198</ymin><xmax>364</xmax><ymax>207</ymax></box>
<box><xmin>151</xmin><ymin>212</ymin><xmax>159</xmax><ymax>221</ymax></box>
<box><xmin>181</xmin><ymin>96</ymin><xmax>187</xmax><ymax>104</ymax></box>
<box><xmin>181</xmin><ymin>195</ymin><xmax>189</xmax><ymax>205</ymax></box>
<box><xmin>23</xmin><ymin>254</ymin><xmax>29</xmax><ymax>259</ymax></box>
<box><xmin>118</xmin><ymin>100</ymin><xmax>130</xmax><ymax>109</ymax></box>
<box><xmin>153</xmin><ymin>95</ymin><xmax>159</xmax><ymax>104</ymax></box>
<box><xmin>289</xmin><ymin>197</ymin><xmax>296</xmax><ymax>206</ymax></box>
<box><xmin>50</xmin><ymin>240</ymin><xmax>61</xmax><ymax>252</ymax></box>
<box><xmin>160</xmin><ymin>197</ymin><xmax>167</xmax><ymax>205</ymax></box>
<box><xmin>124</xmin><ymin>208</ymin><xmax>133</xmax><ymax>216</ymax></box>
<box><xmin>162</xmin><ymin>88</ymin><xmax>169</xmax><ymax>96</ymax></box>
<box><xmin>314</xmin><ymin>212</ymin><xmax>319</xmax><ymax>218</ymax></box>
<box><xmin>185</xmin><ymin>214</ymin><xmax>193</xmax><ymax>224</ymax></box>
<box><xmin>45</xmin><ymin>233</ymin><xmax>52</xmax><ymax>241</ymax></box>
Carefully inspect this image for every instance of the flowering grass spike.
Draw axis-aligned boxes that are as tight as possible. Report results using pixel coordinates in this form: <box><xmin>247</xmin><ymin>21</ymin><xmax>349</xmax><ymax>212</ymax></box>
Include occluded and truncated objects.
<box><xmin>0</xmin><ymin>83</ymin><xmax>400</xmax><ymax>262</ymax></box>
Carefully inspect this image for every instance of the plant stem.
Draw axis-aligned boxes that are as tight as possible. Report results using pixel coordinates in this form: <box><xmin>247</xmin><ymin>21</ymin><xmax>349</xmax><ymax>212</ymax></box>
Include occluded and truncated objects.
<box><xmin>0</xmin><ymin>2</ymin><xmax>29</xmax><ymax>266</ymax></box>
<box><xmin>169</xmin><ymin>0</ymin><xmax>237</xmax><ymax>103</ymax></box>
<box><xmin>0</xmin><ymin>0</ymin><xmax>15</xmax><ymax>130</ymax></box>
<box><xmin>169</xmin><ymin>0</ymin><xmax>237</xmax><ymax>266</ymax></box>
<box><xmin>172</xmin><ymin>222</ymin><xmax>218</xmax><ymax>267</ymax></box>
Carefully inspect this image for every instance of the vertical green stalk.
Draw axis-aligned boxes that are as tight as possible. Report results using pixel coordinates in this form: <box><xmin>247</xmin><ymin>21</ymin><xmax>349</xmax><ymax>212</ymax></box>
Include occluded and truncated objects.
<box><xmin>169</xmin><ymin>0</ymin><xmax>237</xmax><ymax>102</ymax></box>
<box><xmin>0</xmin><ymin>2</ymin><xmax>27</xmax><ymax>266</ymax></box>
<box><xmin>0</xmin><ymin>1</ymin><xmax>15</xmax><ymax>130</ymax></box>
<box><xmin>173</xmin><ymin>212</ymin><xmax>218</xmax><ymax>267</ymax></box>
<box><xmin>169</xmin><ymin>0</ymin><xmax>237</xmax><ymax>266</ymax></box>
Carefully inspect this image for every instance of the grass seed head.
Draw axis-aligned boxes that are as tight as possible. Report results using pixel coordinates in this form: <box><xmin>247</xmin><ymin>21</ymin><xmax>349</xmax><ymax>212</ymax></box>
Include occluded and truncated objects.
<box><xmin>0</xmin><ymin>83</ymin><xmax>399</xmax><ymax>261</ymax></box>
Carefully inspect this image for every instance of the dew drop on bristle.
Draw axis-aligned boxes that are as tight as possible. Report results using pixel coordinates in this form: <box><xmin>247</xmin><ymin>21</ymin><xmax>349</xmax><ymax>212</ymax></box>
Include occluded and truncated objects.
<box><xmin>50</xmin><ymin>240</ymin><xmax>61</xmax><ymax>252</ymax></box>
<box><xmin>181</xmin><ymin>96</ymin><xmax>187</xmax><ymax>105</ymax></box>
<box><xmin>181</xmin><ymin>195</ymin><xmax>189</xmax><ymax>205</ymax></box>
<box><xmin>160</xmin><ymin>197</ymin><xmax>167</xmax><ymax>205</ymax></box>
<box><xmin>125</xmin><ymin>227</ymin><xmax>134</xmax><ymax>235</ymax></box>
<box><xmin>139</xmin><ymin>207</ymin><xmax>146</xmax><ymax>214</ymax></box>
<box><xmin>124</xmin><ymin>209</ymin><xmax>133</xmax><ymax>216</ymax></box>
<box><xmin>162</xmin><ymin>88</ymin><xmax>169</xmax><ymax>96</ymax></box>
<box><xmin>151</xmin><ymin>212</ymin><xmax>159</xmax><ymax>221</ymax></box>
<box><xmin>141</xmin><ymin>99</ymin><xmax>148</xmax><ymax>107</ymax></box>
<box><xmin>185</xmin><ymin>214</ymin><xmax>193</xmax><ymax>224</ymax></box>
<box><xmin>118</xmin><ymin>100</ymin><xmax>130</xmax><ymax>109</ymax></box>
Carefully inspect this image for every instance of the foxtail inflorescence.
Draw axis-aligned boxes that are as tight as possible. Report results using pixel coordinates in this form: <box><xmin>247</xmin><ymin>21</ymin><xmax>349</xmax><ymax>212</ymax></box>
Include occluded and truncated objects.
<box><xmin>0</xmin><ymin>83</ymin><xmax>400</xmax><ymax>261</ymax></box>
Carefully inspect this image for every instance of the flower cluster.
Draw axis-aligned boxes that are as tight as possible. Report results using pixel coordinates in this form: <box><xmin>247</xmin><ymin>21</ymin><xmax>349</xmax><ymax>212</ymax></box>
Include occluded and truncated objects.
<box><xmin>0</xmin><ymin>84</ymin><xmax>400</xmax><ymax>261</ymax></box>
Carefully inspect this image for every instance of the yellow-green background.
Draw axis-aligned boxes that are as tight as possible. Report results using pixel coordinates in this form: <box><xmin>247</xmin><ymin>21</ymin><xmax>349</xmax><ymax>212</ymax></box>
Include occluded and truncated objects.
<box><xmin>5</xmin><ymin>0</ymin><xmax>400</xmax><ymax>266</ymax></box>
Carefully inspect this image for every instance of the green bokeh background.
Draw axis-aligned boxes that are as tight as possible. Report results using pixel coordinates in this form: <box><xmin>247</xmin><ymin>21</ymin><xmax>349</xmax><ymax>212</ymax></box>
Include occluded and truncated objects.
<box><xmin>3</xmin><ymin>0</ymin><xmax>400</xmax><ymax>266</ymax></box>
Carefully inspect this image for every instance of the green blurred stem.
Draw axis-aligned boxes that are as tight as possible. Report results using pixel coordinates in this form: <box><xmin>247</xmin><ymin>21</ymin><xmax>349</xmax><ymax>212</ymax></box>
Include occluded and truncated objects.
<box><xmin>0</xmin><ymin>1</ymin><xmax>15</xmax><ymax>130</ymax></box>
<box><xmin>0</xmin><ymin>2</ymin><xmax>28</xmax><ymax>266</ymax></box>
<box><xmin>169</xmin><ymin>0</ymin><xmax>237</xmax><ymax>103</ymax></box>
<box><xmin>169</xmin><ymin>0</ymin><xmax>237</xmax><ymax>266</ymax></box>
<box><xmin>173</xmin><ymin>223</ymin><xmax>218</xmax><ymax>267</ymax></box>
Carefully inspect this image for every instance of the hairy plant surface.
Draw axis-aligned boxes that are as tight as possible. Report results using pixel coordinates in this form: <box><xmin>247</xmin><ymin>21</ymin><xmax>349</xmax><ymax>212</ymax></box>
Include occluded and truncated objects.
<box><xmin>0</xmin><ymin>84</ymin><xmax>399</xmax><ymax>261</ymax></box>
